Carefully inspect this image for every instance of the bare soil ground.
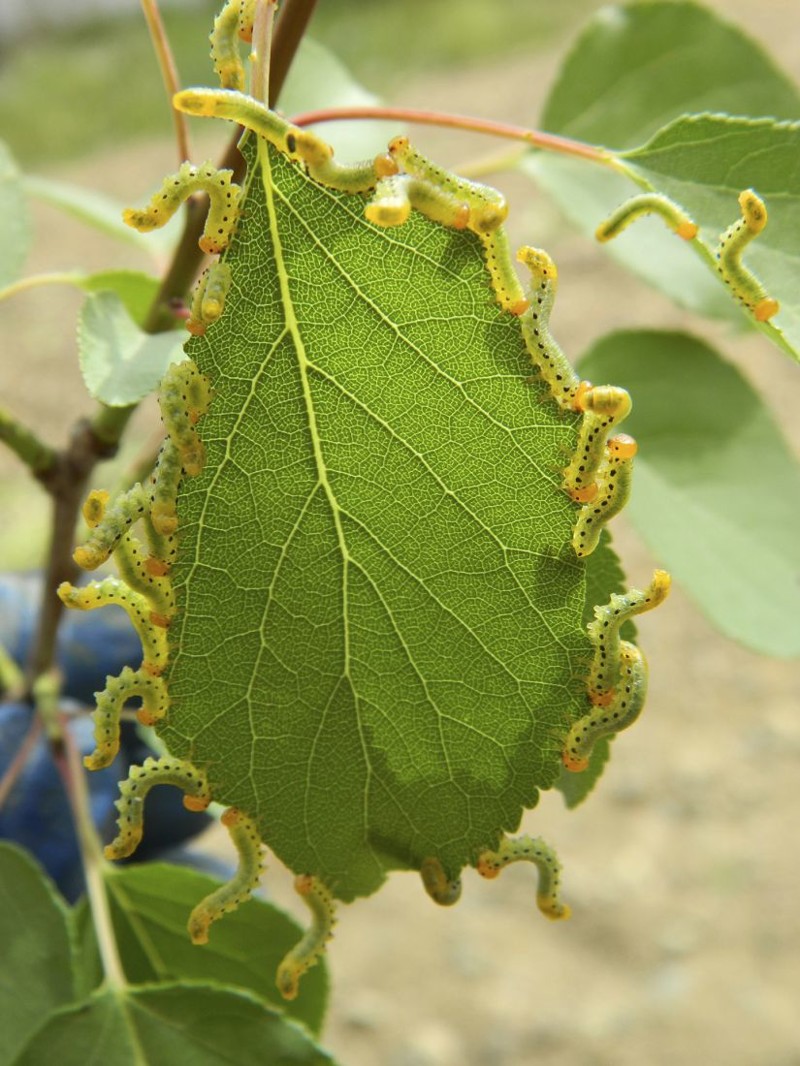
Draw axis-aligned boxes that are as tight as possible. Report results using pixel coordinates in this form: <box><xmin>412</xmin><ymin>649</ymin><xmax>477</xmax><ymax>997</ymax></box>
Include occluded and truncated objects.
<box><xmin>1</xmin><ymin>3</ymin><xmax>798</xmax><ymax>1063</ymax></box>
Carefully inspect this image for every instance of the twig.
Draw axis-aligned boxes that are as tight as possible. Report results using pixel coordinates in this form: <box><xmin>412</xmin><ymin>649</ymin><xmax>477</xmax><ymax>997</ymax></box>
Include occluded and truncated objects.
<box><xmin>140</xmin><ymin>0</ymin><xmax>191</xmax><ymax>164</ymax></box>
<box><xmin>0</xmin><ymin>405</ymin><xmax>57</xmax><ymax>475</ymax></box>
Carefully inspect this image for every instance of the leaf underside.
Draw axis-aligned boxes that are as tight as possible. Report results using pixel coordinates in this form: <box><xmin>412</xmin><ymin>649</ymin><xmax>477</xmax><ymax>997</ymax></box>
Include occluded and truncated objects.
<box><xmin>161</xmin><ymin>137</ymin><xmax>596</xmax><ymax>901</ymax></box>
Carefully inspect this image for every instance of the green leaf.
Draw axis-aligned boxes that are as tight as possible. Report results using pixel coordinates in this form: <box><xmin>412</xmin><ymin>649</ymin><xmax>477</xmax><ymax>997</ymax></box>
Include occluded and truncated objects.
<box><xmin>524</xmin><ymin>2</ymin><xmax>800</xmax><ymax>329</ymax></box>
<box><xmin>69</xmin><ymin>898</ymin><xmax>104</xmax><ymax>1001</ymax></box>
<box><xmin>540</xmin><ymin>1</ymin><xmax>800</xmax><ymax>147</ymax></box>
<box><xmin>0</xmin><ymin>140</ymin><xmax>31</xmax><ymax>288</ymax></box>
<box><xmin>23</xmin><ymin>174</ymin><xmax>177</xmax><ymax>258</ymax></box>
<box><xmin>578</xmin><ymin>330</ymin><xmax>800</xmax><ymax>658</ymax></box>
<box><xmin>104</xmin><ymin>863</ymin><xmax>328</xmax><ymax>1037</ymax></box>
<box><xmin>81</xmin><ymin>270</ymin><xmax>161</xmax><ymax>328</ymax></box>
<box><xmin>621</xmin><ymin>115</ymin><xmax>800</xmax><ymax>361</ymax></box>
<box><xmin>15</xmin><ymin>984</ymin><xmax>337</xmax><ymax>1066</ymax></box>
<box><xmin>0</xmin><ymin>844</ymin><xmax>76</xmax><ymax>1063</ymax></box>
<box><xmin>161</xmin><ymin>135</ymin><xmax>599</xmax><ymax>902</ymax></box>
<box><xmin>78</xmin><ymin>291</ymin><xmax>185</xmax><ymax>406</ymax></box>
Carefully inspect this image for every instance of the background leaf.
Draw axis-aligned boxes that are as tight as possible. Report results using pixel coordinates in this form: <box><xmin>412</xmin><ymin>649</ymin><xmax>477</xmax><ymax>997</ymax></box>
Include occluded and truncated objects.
<box><xmin>15</xmin><ymin>984</ymin><xmax>337</xmax><ymax>1066</ymax></box>
<box><xmin>523</xmin><ymin>1</ymin><xmax>800</xmax><ymax>327</ymax></box>
<box><xmin>78</xmin><ymin>291</ymin><xmax>185</xmax><ymax>406</ymax></box>
<box><xmin>578</xmin><ymin>330</ymin><xmax>800</xmax><ymax>658</ymax></box>
<box><xmin>0</xmin><ymin>844</ymin><xmax>76</xmax><ymax>1064</ymax></box>
<box><xmin>0</xmin><ymin>140</ymin><xmax>31</xmax><ymax>288</ymax></box>
<box><xmin>104</xmin><ymin>863</ymin><xmax>328</xmax><ymax>1036</ymax></box>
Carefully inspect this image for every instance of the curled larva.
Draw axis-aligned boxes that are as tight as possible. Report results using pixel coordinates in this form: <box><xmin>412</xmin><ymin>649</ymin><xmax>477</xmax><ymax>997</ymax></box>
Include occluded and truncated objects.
<box><xmin>585</xmin><ymin>569</ymin><xmax>671</xmax><ymax>705</ymax></box>
<box><xmin>123</xmin><ymin>161</ymin><xmax>241</xmax><ymax>256</ymax></box>
<box><xmin>562</xmin><ymin>385</ymin><xmax>632</xmax><ymax>501</ymax></box>
<box><xmin>209</xmin><ymin>0</ymin><xmax>245</xmax><ymax>91</ymax></box>
<box><xmin>480</xmin><ymin>227</ymin><xmax>529</xmax><ymax>316</ymax></box>
<box><xmin>572</xmin><ymin>434</ymin><xmax>637</xmax><ymax>558</ymax></box>
<box><xmin>57</xmin><ymin>577</ymin><xmax>169</xmax><ymax>677</ymax></box>
<box><xmin>596</xmin><ymin>193</ymin><xmax>698</xmax><ymax>242</ymax></box>
<box><xmin>563</xmin><ymin>642</ymin><xmax>647</xmax><ymax>772</ymax></box>
<box><xmin>174</xmin><ymin>88</ymin><xmax>296</xmax><ymax>152</ymax></box>
<box><xmin>188</xmin><ymin>807</ymin><xmax>265</xmax><ymax>944</ymax></box>
<box><xmin>387</xmin><ymin>135</ymin><xmax>508</xmax><ymax>235</ymax></box>
<box><xmin>105</xmin><ymin>756</ymin><xmax>211</xmax><ymax>860</ymax></box>
<box><xmin>516</xmin><ymin>246</ymin><xmax>583</xmax><ymax>410</ymax></box>
<box><xmin>73</xmin><ymin>484</ymin><xmax>148</xmax><ymax>571</ymax></box>
<box><xmin>364</xmin><ymin>173</ymin><xmax>470</xmax><ymax>230</ymax></box>
<box><xmin>476</xmin><ymin>834</ymin><xmax>570</xmax><ymax>920</ymax></box>
<box><xmin>289</xmin><ymin>128</ymin><xmax>398</xmax><ymax>194</ymax></box>
<box><xmin>187</xmin><ymin>261</ymin><xmax>233</xmax><ymax>336</ymax></box>
<box><xmin>84</xmin><ymin>666</ymin><xmax>168</xmax><ymax>770</ymax></box>
<box><xmin>276</xmin><ymin>875</ymin><xmax>337</xmax><ymax>1000</ymax></box>
<box><xmin>158</xmin><ymin>361</ymin><xmax>213</xmax><ymax>478</ymax></box>
<box><xmin>716</xmin><ymin>189</ymin><xmax>779</xmax><ymax>322</ymax></box>
<box><xmin>113</xmin><ymin>530</ymin><xmax>175</xmax><ymax>620</ymax></box>
<box><xmin>420</xmin><ymin>857</ymin><xmax>462</xmax><ymax>906</ymax></box>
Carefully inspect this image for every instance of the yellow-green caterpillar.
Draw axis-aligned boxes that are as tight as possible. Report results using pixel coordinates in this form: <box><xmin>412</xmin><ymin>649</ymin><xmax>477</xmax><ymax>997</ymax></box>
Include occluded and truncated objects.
<box><xmin>476</xmin><ymin>835</ymin><xmax>571</xmax><ymax>920</ymax></box>
<box><xmin>563</xmin><ymin>642</ymin><xmax>647</xmax><ymax>772</ymax></box>
<box><xmin>562</xmin><ymin>385</ymin><xmax>632</xmax><ymax>501</ymax></box>
<box><xmin>123</xmin><ymin>161</ymin><xmax>241</xmax><ymax>256</ymax></box>
<box><xmin>584</xmin><ymin>570</ymin><xmax>671</xmax><ymax>705</ymax></box>
<box><xmin>716</xmin><ymin>189</ymin><xmax>779</xmax><ymax>322</ymax></box>
<box><xmin>187</xmin><ymin>261</ymin><xmax>233</xmax><ymax>336</ymax></box>
<box><xmin>275</xmin><ymin>876</ymin><xmax>337</xmax><ymax>1001</ymax></box>
<box><xmin>188</xmin><ymin>807</ymin><xmax>265</xmax><ymax>943</ymax></box>
<box><xmin>84</xmin><ymin>667</ymin><xmax>168</xmax><ymax>770</ymax></box>
<box><xmin>420</xmin><ymin>857</ymin><xmax>463</xmax><ymax>906</ymax></box>
<box><xmin>596</xmin><ymin>193</ymin><xmax>698</xmax><ymax>243</ymax></box>
<box><xmin>572</xmin><ymin>434</ymin><xmax>637</xmax><ymax>558</ymax></box>
<box><xmin>209</xmin><ymin>0</ymin><xmax>246</xmax><ymax>91</ymax></box>
<box><xmin>105</xmin><ymin>756</ymin><xmax>211</xmax><ymax>859</ymax></box>
<box><xmin>158</xmin><ymin>361</ymin><xmax>213</xmax><ymax>478</ymax></box>
<box><xmin>516</xmin><ymin>246</ymin><xmax>584</xmax><ymax>410</ymax></box>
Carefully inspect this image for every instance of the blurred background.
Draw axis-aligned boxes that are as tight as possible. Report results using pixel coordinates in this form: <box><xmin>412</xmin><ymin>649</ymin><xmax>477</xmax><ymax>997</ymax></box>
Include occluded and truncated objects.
<box><xmin>1</xmin><ymin>1</ymin><xmax>799</xmax><ymax>1063</ymax></box>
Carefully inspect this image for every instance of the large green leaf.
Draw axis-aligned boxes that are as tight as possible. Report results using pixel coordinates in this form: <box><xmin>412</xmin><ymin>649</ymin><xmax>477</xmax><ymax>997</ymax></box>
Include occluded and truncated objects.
<box><xmin>15</xmin><ymin>984</ymin><xmax>336</xmax><ymax>1066</ymax></box>
<box><xmin>104</xmin><ymin>864</ymin><xmax>328</xmax><ymax>1036</ymax></box>
<box><xmin>524</xmin><ymin>2</ymin><xmax>800</xmax><ymax>337</ymax></box>
<box><xmin>579</xmin><ymin>330</ymin><xmax>800</xmax><ymax>658</ymax></box>
<box><xmin>160</xmin><ymin>134</ymin><xmax>601</xmax><ymax>902</ymax></box>
<box><xmin>0</xmin><ymin>844</ymin><xmax>76</xmax><ymax>1063</ymax></box>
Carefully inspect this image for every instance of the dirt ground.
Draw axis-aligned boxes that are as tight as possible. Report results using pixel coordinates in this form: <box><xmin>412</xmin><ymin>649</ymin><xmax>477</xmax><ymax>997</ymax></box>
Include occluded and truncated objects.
<box><xmin>1</xmin><ymin>2</ymin><xmax>799</xmax><ymax>1063</ymax></box>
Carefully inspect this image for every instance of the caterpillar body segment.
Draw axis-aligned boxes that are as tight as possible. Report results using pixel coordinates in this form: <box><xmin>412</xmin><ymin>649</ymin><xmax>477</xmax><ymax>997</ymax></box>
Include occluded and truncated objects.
<box><xmin>596</xmin><ymin>193</ymin><xmax>698</xmax><ymax>243</ymax></box>
<box><xmin>85</xmin><ymin>667</ymin><xmax>169</xmax><ymax>770</ymax></box>
<box><xmin>364</xmin><ymin>173</ymin><xmax>471</xmax><ymax>230</ymax></box>
<box><xmin>479</xmin><ymin>227</ymin><xmax>529</xmax><ymax>315</ymax></box>
<box><xmin>585</xmin><ymin>570</ymin><xmax>671</xmax><ymax>705</ymax></box>
<box><xmin>105</xmin><ymin>756</ymin><xmax>211</xmax><ymax>860</ymax></box>
<box><xmin>716</xmin><ymin>189</ymin><xmax>779</xmax><ymax>322</ymax></box>
<box><xmin>563</xmin><ymin>642</ymin><xmax>647</xmax><ymax>772</ymax></box>
<box><xmin>57</xmin><ymin>578</ymin><xmax>169</xmax><ymax>677</ymax></box>
<box><xmin>73</xmin><ymin>484</ymin><xmax>149</xmax><ymax>571</ymax></box>
<box><xmin>188</xmin><ymin>808</ymin><xmax>265</xmax><ymax>944</ymax></box>
<box><xmin>123</xmin><ymin>161</ymin><xmax>241</xmax><ymax>256</ymax></box>
<box><xmin>476</xmin><ymin>835</ymin><xmax>570</xmax><ymax>921</ymax></box>
<box><xmin>158</xmin><ymin>361</ymin><xmax>213</xmax><ymax>477</ymax></box>
<box><xmin>174</xmin><ymin>88</ymin><xmax>298</xmax><ymax>152</ymax></box>
<box><xmin>387</xmin><ymin>135</ymin><xmax>508</xmax><ymax>235</ymax></box>
<box><xmin>276</xmin><ymin>876</ymin><xmax>337</xmax><ymax>1000</ymax></box>
<box><xmin>562</xmin><ymin>385</ymin><xmax>632</xmax><ymax>501</ymax></box>
<box><xmin>238</xmin><ymin>0</ymin><xmax>256</xmax><ymax>41</ymax></box>
<box><xmin>113</xmin><ymin>530</ymin><xmax>176</xmax><ymax>620</ymax></box>
<box><xmin>572</xmin><ymin>434</ymin><xmax>637</xmax><ymax>558</ymax></box>
<box><xmin>289</xmin><ymin>129</ymin><xmax>397</xmax><ymax>194</ymax></box>
<box><xmin>420</xmin><ymin>857</ymin><xmax>463</xmax><ymax>906</ymax></box>
<box><xmin>516</xmin><ymin>246</ymin><xmax>584</xmax><ymax>410</ymax></box>
<box><xmin>210</xmin><ymin>0</ymin><xmax>245</xmax><ymax>90</ymax></box>
<box><xmin>149</xmin><ymin>440</ymin><xmax>183</xmax><ymax>538</ymax></box>
<box><xmin>187</xmin><ymin>261</ymin><xmax>233</xmax><ymax>336</ymax></box>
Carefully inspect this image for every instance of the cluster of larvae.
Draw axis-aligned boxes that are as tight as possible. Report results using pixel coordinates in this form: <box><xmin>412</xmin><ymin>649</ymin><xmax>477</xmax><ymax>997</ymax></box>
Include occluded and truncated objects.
<box><xmin>59</xmin><ymin>0</ymin><xmax>776</xmax><ymax>998</ymax></box>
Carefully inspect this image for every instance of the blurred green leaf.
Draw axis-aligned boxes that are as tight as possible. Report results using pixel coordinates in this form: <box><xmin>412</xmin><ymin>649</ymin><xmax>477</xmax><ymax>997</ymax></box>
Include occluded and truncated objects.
<box><xmin>15</xmin><ymin>984</ymin><xmax>337</xmax><ymax>1066</ymax></box>
<box><xmin>104</xmin><ymin>863</ymin><xmax>328</xmax><ymax>1037</ymax></box>
<box><xmin>0</xmin><ymin>844</ymin><xmax>76</xmax><ymax>1064</ymax></box>
<box><xmin>81</xmin><ymin>270</ymin><xmax>162</xmax><ymax>327</ymax></box>
<box><xmin>78</xmin><ymin>291</ymin><xmax>184</xmax><ymax>406</ymax></box>
<box><xmin>524</xmin><ymin>1</ymin><xmax>800</xmax><ymax>331</ymax></box>
<box><xmin>0</xmin><ymin>141</ymin><xmax>31</xmax><ymax>288</ymax></box>
<box><xmin>579</xmin><ymin>330</ymin><xmax>800</xmax><ymax>657</ymax></box>
<box><xmin>23</xmin><ymin>175</ymin><xmax>176</xmax><ymax>257</ymax></box>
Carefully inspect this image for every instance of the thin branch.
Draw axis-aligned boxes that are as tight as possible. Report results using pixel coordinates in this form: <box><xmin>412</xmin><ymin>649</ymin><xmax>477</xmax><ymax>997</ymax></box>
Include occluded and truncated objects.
<box><xmin>0</xmin><ymin>405</ymin><xmax>57</xmax><ymax>475</ymax></box>
<box><xmin>290</xmin><ymin>105</ymin><xmax>615</xmax><ymax>167</ymax></box>
<box><xmin>251</xmin><ymin>0</ymin><xmax>279</xmax><ymax>106</ymax></box>
<box><xmin>0</xmin><ymin>714</ymin><xmax>40</xmax><ymax>812</ymax></box>
<box><xmin>269</xmin><ymin>0</ymin><xmax>318</xmax><ymax>105</ymax></box>
<box><xmin>61</xmin><ymin>718</ymin><xmax>127</xmax><ymax>989</ymax></box>
<box><xmin>140</xmin><ymin>0</ymin><xmax>191</xmax><ymax>163</ymax></box>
